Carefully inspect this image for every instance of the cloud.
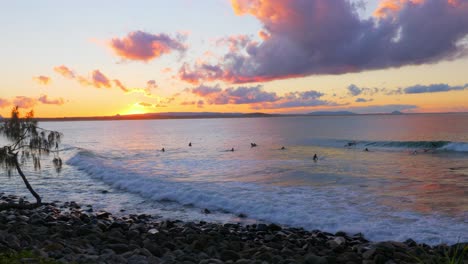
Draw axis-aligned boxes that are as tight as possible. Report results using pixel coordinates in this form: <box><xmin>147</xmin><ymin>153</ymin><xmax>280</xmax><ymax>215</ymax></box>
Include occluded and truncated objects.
<box><xmin>161</xmin><ymin>67</ymin><xmax>172</xmax><ymax>73</ymax></box>
<box><xmin>38</xmin><ymin>95</ymin><xmax>64</xmax><ymax>105</ymax></box>
<box><xmin>180</xmin><ymin>0</ymin><xmax>468</xmax><ymax>84</ymax></box>
<box><xmin>180</xmin><ymin>100</ymin><xmax>204</xmax><ymax>108</ymax></box>
<box><xmin>90</xmin><ymin>70</ymin><xmax>111</xmax><ymax>88</ymax></box>
<box><xmin>113</xmin><ymin>79</ymin><xmax>129</xmax><ymax>92</ymax></box>
<box><xmin>33</xmin><ymin>75</ymin><xmax>51</xmax><ymax>85</ymax></box>
<box><xmin>54</xmin><ymin>65</ymin><xmax>75</xmax><ymax>79</ymax></box>
<box><xmin>0</xmin><ymin>98</ymin><xmax>11</xmax><ymax>108</ymax></box>
<box><xmin>190</xmin><ymin>84</ymin><xmax>337</xmax><ymax>109</ymax></box>
<box><xmin>355</xmin><ymin>98</ymin><xmax>373</xmax><ymax>103</ymax></box>
<box><xmin>191</xmin><ymin>84</ymin><xmax>278</xmax><ymax>104</ymax></box>
<box><xmin>109</xmin><ymin>31</ymin><xmax>187</xmax><ymax>61</ymax></box>
<box><xmin>13</xmin><ymin>96</ymin><xmax>37</xmax><ymax>109</ymax></box>
<box><xmin>348</xmin><ymin>84</ymin><xmax>363</xmax><ymax>96</ymax></box>
<box><xmin>344</xmin><ymin>104</ymin><xmax>418</xmax><ymax>114</ymax></box>
<box><xmin>259</xmin><ymin>90</ymin><xmax>339</xmax><ymax>109</ymax></box>
<box><xmin>137</xmin><ymin>102</ymin><xmax>167</xmax><ymax>108</ymax></box>
<box><xmin>52</xmin><ymin>65</ymin><xmax>139</xmax><ymax>93</ymax></box>
<box><xmin>403</xmin><ymin>83</ymin><xmax>468</xmax><ymax>94</ymax></box>
<box><xmin>147</xmin><ymin>80</ymin><xmax>158</xmax><ymax>90</ymax></box>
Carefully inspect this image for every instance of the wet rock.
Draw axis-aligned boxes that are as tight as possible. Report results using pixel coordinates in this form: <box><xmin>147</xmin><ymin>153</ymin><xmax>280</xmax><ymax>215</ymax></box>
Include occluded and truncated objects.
<box><xmin>220</xmin><ymin>250</ymin><xmax>240</xmax><ymax>261</ymax></box>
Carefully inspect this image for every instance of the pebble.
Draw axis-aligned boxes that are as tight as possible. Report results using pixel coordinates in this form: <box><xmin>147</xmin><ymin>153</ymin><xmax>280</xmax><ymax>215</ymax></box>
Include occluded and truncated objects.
<box><xmin>0</xmin><ymin>195</ymin><xmax>465</xmax><ymax>264</ymax></box>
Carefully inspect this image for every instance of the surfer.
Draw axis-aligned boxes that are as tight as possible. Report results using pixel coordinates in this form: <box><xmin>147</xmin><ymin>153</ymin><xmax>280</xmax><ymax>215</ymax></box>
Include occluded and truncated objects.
<box><xmin>161</xmin><ymin>148</ymin><xmax>165</xmax><ymax>152</ymax></box>
<box><xmin>251</xmin><ymin>143</ymin><xmax>257</xmax><ymax>147</ymax></box>
<box><xmin>231</xmin><ymin>147</ymin><xmax>234</xmax><ymax>152</ymax></box>
<box><xmin>189</xmin><ymin>142</ymin><xmax>192</xmax><ymax>147</ymax></box>
<box><xmin>364</xmin><ymin>148</ymin><xmax>369</xmax><ymax>152</ymax></box>
<box><xmin>313</xmin><ymin>154</ymin><xmax>318</xmax><ymax>161</ymax></box>
<box><xmin>281</xmin><ymin>146</ymin><xmax>286</xmax><ymax>150</ymax></box>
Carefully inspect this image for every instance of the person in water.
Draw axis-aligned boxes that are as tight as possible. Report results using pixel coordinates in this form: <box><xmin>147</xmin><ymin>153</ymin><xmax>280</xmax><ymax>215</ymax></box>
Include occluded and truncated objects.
<box><xmin>364</xmin><ymin>148</ymin><xmax>369</xmax><ymax>152</ymax></box>
<box><xmin>313</xmin><ymin>154</ymin><xmax>318</xmax><ymax>161</ymax></box>
<box><xmin>161</xmin><ymin>148</ymin><xmax>165</xmax><ymax>152</ymax></box>
<box><xmin>231</xmin><ymin>147</ymin><xmax>234</xmax><ymax>152</ymax></box>
<box><xmin>189</xmin><ymin>142</ymin><xmax>192</xmax><ymax>147</ymax></box>
<box><xmin>281</xmin><ymin>146</ymin><xmax>286</xmax><ymax>150</ymax></box>
<box><xmin>251</xmin><ymin>143</ymin><xmax>257</xmax><ymax>147</ymax></box>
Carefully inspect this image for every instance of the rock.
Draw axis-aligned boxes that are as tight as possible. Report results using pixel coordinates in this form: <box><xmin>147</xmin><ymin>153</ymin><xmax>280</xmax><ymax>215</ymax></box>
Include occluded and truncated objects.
<box><xmin>199</xmin><ymin>258</ymin><xmax>224</xmax><ymax>264</ymax></box>
<box><xmin>363</xmin><ymin>248</ymin><xmax>376</xmax><ymax>259</ymax></box>
<box><xmin>256</xmin><ymin>223</ymin><xmax>268</xmax><ymax>231</ymax></box>
<box><xmin>96</xmin><ymin>211</ymin><xmax>112</xmax><ymax>219</ymax></box>
<box><xmin>220</xmin><ymin>250</ymin><xmax>240</xmax><ymax>261</ymax></box>
<box><xmin>148</xmin><ymin>228</ymin><xmax>159</xmax><ymax>235</ymax></box>
<box><xmin>107</xmin><ymin>243</ymin><xmax>131</xmax><ymax>254</ymax></box>
<box><xmin>127</xmin><ymin>254</ymin><xmax>148</xmax><ymax>264</ymax></box>
<box><xmin>334</xmin><ymin>236</ymin><xmax>346</xmax><ymax>246</ymax></box>
<box><xmin>268</xmin><ymin>223</ymin><xmax>282</xmax><ymax>231</ymax></box>
<box><xmin>303</xmin><ymin>253</ymin><xmax>328</xmax><ymax>264</ymax></box>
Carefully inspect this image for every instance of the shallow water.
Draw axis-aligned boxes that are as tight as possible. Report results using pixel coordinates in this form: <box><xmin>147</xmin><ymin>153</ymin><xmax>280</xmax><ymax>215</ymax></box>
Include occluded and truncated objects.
<box><xmin>1</xmin><ymin>114</ymin><xmax>467</xmax><ymax>244</ymax></box>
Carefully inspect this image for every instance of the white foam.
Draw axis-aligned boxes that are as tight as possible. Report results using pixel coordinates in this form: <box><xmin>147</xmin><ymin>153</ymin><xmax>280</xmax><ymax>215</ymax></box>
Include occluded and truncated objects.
<box><xmin>441</xmin><ymin>142</ymin><xmax>468</xmax><ymax>152</ymax></box>
<box><xmin>67</xmin><ymin>150</ymin><xmax>467</xmax><ymax>245</ymax></box>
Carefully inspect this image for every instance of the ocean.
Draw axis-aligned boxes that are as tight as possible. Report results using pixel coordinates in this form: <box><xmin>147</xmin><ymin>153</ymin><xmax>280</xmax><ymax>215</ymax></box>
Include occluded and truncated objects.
<box><xmin>1</xmin><ymin>114</ymin><xmax>467</xmax><ymax>245</ymax></box>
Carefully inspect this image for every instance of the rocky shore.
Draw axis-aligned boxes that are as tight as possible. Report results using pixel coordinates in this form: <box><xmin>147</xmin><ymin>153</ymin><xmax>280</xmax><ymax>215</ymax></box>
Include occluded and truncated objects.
<box><xmin>0</xmin><ymin>195</ymin><xmax>466</xmax><ymax>264</ymax></box>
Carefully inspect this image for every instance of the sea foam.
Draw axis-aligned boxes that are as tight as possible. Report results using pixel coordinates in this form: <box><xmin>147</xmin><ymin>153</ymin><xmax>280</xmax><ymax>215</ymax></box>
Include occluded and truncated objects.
<box><xmin>67</xmin><ymin>149</ymin><xmax>467</xmax><ymax>245</ymax></box>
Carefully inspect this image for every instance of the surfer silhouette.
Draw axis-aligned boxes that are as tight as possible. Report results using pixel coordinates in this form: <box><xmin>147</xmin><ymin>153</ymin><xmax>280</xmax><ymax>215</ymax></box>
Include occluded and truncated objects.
<box><xmin>313</xmin><ymin>154</ymin><xmax>318</xmax><ymax>161</ymax></box>
<box><xmin>281</xmin><ymin>146</ymin><xmax>286</xmax><ymax>150</ymax></box>
<box><xmin>161</xmin><ymin>148</ymin><xmax>165</xmax><ymax>152</ymax></box>
<box><xmin>189</xmin><ymin>142</ymin><xmax>192</xmax><ymax>147</ymax></box>
<box><xmin>231</xmin><ymin>148</ymin><xmax>234</xmax><ymax>152</ymax></box>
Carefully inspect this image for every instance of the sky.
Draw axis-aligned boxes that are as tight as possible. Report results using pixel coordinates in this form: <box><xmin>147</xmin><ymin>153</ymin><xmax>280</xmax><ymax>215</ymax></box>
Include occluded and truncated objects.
<box><xmin>0</xmin><ymin>0</ymin><xmax>467</xmax><ymax>117</ymax></box>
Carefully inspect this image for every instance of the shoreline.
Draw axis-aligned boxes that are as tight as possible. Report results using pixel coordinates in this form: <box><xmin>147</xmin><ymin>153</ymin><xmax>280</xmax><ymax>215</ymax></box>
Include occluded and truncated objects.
<box><xmin>0</xmin><ymin>196</ymin><xmax>466</xmax><ymax>264</ymax></box>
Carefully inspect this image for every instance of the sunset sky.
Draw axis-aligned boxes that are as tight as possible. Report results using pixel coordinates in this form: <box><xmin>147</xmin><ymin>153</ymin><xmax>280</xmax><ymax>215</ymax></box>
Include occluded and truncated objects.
<box><xmin>1</xmin><ymin>0</ymin><xmax>467</xmax><ymax>117</ymax></box>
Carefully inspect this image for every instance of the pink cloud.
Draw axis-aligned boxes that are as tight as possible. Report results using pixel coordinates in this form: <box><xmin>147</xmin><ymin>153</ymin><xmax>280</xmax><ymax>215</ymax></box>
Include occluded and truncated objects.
<box><xmin>113</xmin><ymin>79</ymin><xmax>129</xmax><ymax>92</ymax></box>
<box><xmin>161</xmin><ymin>67</ymin><xmax>172</xmax><ymax>73</ymax></box>
<box><xmin>33</xmin><ymin>75</ymin><xmax>51</xmax><ymax>85</ymax></box>
<box><xmin>180</xmin><ymin>0</ymin><xmax>468</xmax><ymax>84</ymax></box>
<box><xmin>190</xmin><ymin>84</ymin><xmax>338</xmax><ymax>109</ymax></box>
<box><xmin>53</xmin><ymin>65</ymin><xmax>75</xmax><ymax>79</ymax></box>
<box><xmin>13</xmin><ymin>96</ymin><xmax>37</xmax><ymax>109</ymax></box>
<box><xmin>146</xmin><ymin>80</ymin><xmax>157</xmax><ymax>90</ymax></box>
<box><xmin>38</xmin><ymin>95</ymin><xmax>64</xmax><ymax>105</ymax></box>
<box><xmin>109</xmin><ymin>30</ymin><xmax>187</xmax><ymax>61</ymax></box>
<box><xmin>0</xmin><ymin>98</ymin><xmax>11</xmax><ymax>108</ymax></box>
<box><xmin>90</xmin><ymin>70</ymin><xmax>111</xmax><ymax>88</ymax></box>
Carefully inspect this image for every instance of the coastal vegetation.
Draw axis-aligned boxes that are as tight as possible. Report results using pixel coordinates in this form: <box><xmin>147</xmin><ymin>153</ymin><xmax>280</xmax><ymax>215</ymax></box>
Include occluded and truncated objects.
<box><xmin>0</xmin><ymin>106</ymin><xmax>63</xmax><ymax>206</ymax></box>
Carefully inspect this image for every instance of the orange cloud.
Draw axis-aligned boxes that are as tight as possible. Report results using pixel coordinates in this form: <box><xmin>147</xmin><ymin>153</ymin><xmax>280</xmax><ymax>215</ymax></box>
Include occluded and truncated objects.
<box><xmin>374</xmin><ymin>0</ymin><xmax>459</xmax><ymax>17</ymax></box>
<box><xmin>38</xmin><ymin>95</ymin><xmax>64</xmax><ymax>105</ymax></box>
<box><xmin>33</xmin><ymin>75</ymin><xmax>51</xmax><ymax>85</ymax></box>
<box><xmin>0</xmin><ymin>98</ymin><xmax>11</xmax><ymax>108</ymax></box>
<box><xmin>13</xmin><ymin>96</ymin><xmax>37</xmax><ymax>109</ymax></box>
<box><xmin>113</xmin><ymin>79</ymin><xmax>129</xmax><ymax>92</ymax></box>
<box><xmin>54</xmin><ymin>65</ymin><xmax>75</xmax><ymax>79</ymax></box>
<box><xmin>89</xmin><ymin>70</ymin><xmax>111</xmax><ymax>88</ymax></box>
<box><xmin>161</xmin><ymin>67</ymin><xmax>172</xmax><ymax>73</ymax></box>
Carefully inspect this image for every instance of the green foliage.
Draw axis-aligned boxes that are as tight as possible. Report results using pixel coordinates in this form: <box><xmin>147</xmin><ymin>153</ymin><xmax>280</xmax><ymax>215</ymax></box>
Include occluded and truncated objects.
<box><xmin>0</xmin><ymin>106</ymin><xmax>62</xmax><ymax>174</ymax></box>
<box><xmin>0</xmin><ymin>250</ymin><xmax>58</xmax><ymax>264</ymax></box>
<box><xmin>0</xmin><ymin>106</ymin><xmax>63</xmax><ymax>204</ymax></box>
<box><xmin>410</xmin><ymin>242</ymin><xmax>468</xmax><ymax>264</ymax></box>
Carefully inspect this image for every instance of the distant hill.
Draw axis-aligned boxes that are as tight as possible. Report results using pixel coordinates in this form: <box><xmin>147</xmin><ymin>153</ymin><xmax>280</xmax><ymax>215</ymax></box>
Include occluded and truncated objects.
<box><xmin>308</xmin><ymin>111</ymin><xmax>357</xmax><ymax>116</ymax></box>
<box><xmin>35</xmin><ymin>112</ymin><xmax>274</xmax><ymax>122</ymax></box>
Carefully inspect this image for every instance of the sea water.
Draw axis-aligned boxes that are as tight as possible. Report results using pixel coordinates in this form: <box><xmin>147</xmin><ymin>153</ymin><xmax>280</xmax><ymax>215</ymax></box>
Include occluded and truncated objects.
<box><xmin>0</xmin><ymin>114</ymin><xmax>467</xmax><ymax>244</ymax></box>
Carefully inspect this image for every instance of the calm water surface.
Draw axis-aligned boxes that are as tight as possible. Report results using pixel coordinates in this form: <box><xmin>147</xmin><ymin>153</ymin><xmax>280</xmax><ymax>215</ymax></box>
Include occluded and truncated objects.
<box><xmin>1</xmin><ymin>114</ymin><xmax>467</xmax><ymax>244</ymax></box>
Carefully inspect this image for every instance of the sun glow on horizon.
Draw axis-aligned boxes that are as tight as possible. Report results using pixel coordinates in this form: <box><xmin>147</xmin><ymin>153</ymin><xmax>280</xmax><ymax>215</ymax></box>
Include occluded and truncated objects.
<box><xmin>120</xmin><ymin>104</ymin><xmax>152</xmax><ymax>116</ymax></box>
